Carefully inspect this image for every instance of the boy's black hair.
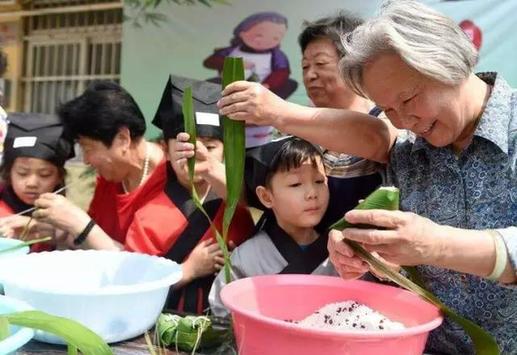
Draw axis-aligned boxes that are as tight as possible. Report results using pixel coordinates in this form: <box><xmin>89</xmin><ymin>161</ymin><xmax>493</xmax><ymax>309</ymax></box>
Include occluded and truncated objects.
<box><xmin>264</xmin><ymin>138</ymin><xmax>323</xmax><ymax>187</ymax></box>
<box><xmin>245</xmin><ymin>136</ymin><xmax>324</xmax><ymax>209</ymax></box>
<box><xmin>57</xmin><ymin>81</ymin><xmax>146</xmax><ymax>147</ymax></box>
<box><xmin>298</xmin><ymin>11</ymin><xmax>363</xmax><ymax>56</ymax></box>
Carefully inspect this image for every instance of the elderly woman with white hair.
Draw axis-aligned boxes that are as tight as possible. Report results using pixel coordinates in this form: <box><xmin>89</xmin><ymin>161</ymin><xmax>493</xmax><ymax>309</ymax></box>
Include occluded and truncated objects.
<box><xmin>217</xmin><ymin>0</ymin><xmax>516</xmax><ymax>353</ymax></box>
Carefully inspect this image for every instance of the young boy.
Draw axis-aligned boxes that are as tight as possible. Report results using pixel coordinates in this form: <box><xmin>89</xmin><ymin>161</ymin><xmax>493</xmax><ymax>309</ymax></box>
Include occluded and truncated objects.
<box><xmin>209</xmin><ymin>136</ymin><xmax>337</xmax><ymax>317</ymax></box>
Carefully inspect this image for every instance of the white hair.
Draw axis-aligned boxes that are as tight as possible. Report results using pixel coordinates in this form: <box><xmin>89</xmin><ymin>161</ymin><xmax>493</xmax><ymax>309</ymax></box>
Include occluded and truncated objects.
<box><xmin>339</xmin><ymin>0</ymin><xmax>478</xmax><ymax>97</ymax></box>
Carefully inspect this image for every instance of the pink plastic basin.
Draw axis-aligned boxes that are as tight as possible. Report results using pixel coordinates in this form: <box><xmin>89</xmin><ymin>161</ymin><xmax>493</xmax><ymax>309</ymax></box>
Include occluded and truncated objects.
<box><xmin>220</xmin><ymin>275</ymin><xmax>442</xmax><ymax>355</ymax></box>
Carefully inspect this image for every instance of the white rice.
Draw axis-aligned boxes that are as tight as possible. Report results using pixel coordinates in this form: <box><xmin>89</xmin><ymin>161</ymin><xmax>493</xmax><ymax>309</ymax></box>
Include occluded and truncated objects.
<box><xmin>292</xmin><ymin>301</ymin><xmax>406</xmax><ymax>331</ymax></box>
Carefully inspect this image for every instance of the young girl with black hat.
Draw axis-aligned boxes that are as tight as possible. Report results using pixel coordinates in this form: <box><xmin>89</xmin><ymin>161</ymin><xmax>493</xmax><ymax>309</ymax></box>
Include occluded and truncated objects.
<box><xmin>0</xmin><ymin>112</ymin><xmax>74</xmax><ymax>251</ymax></box>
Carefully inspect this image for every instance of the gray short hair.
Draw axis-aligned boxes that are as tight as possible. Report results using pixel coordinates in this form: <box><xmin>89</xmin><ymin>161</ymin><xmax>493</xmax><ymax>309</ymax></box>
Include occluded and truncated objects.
<box><xmin>298</xmin><ymin>11</ymin><xmax>363</xmax><ymax>57</ymax></box>
<box><xmin>339</xmin><ymin>0</ymin><xmax>478</xmax><ymax>97</ymax></box>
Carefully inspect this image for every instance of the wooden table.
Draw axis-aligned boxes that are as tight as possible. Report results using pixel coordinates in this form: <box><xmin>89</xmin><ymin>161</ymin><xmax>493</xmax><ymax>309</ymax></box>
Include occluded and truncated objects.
<box><xmin>19</xmin><ymin>335</ymin><xmax>180</xmax><ymax>355</ymax></box>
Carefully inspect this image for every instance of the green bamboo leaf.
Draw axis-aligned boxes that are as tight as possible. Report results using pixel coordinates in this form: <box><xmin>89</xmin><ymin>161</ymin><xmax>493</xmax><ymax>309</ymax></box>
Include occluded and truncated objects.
<box><xmin>0</xmin><ymin>237</ymin><xmax>52</xmax><ymax>255</ymax></box>
<box><xmin>329</xmin><ymin>187</ymin><xmax>499</xmax><ymax>355</ymax></box>
<box><xmin>221</xmin><ymin>57</ymin><xmax>245</xmax><ymax>282</ymax></box>
<box><xmin>182</xmin><ymin>86</ymin><xmax>197</xmax><ymax>184</ymax></box>
<box><xmin>4</xmin><ymin>310</ymin><xmax>112</xmax><ymax>354</ymax></box>
<box><xmin>68</xmin><ymin>345</ymin><xmax>79</xmax><ymax>355</ymax></box>
<box><xmin>182</xmin><ymin>86</ymin><xmax>232</xmax><ymax>283</ymax></box>
<box><xmin>0</xmin><ymin>317</ymin><xmax>8</xmax><ymax>341</ymax></box>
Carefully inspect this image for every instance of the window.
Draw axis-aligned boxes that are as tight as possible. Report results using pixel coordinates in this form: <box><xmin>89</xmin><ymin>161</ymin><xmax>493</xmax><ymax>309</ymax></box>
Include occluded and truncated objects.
<box><xmin>22</xmin><ymin>3</ymin><xmax>122</xmax><ymax>113</ymax></box>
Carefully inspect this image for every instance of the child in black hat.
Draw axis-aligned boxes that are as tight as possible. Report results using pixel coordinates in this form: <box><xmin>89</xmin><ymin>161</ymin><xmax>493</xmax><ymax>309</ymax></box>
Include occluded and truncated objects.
<box><xmin>132</xmin><ymin>74</ymin><xmax>254</xmax><ymax>314</ymax></box>
<box><xmin>0</xmin><ymin>112</ymin><xmax>74</xmax><ymax>251</ymax></box>
<box><xmin>209</xmin><ymin>136</ymin><xmax>338</xmax><ymax>317</ymax></box>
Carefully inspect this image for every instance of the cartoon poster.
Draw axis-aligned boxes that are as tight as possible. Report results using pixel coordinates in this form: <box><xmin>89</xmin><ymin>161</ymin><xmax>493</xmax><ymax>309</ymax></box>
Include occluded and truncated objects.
<box><xmin>121</xmin><ymin>0</ymin><xmax>517</xmax><ymax>138</ymax></box>
<box><xmin>203</xmin><ymin>12</ymin><xmax>298</xmax><ymax>147</ymax></box>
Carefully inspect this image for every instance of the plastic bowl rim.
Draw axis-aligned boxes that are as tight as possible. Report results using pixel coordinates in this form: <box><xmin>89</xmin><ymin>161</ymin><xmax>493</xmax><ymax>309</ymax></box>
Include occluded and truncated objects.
<box><xmin>0</xmin><ymin>237</ymin><xmax>30</xmax><ymax>253</ymax></box>
<box><xmin>221</xmin><ymin>275</ymin><xmax>444</xmax><ymax>339</ymax></box>
<box><xmin>0</xmin><ymin>295</ymin><xmax>35</xmax><ymax>351</ymax></box>
<box><xmin>0</xmin><ymin>249</ymin><xmax>183</xmax><ymax>296</ymax></box>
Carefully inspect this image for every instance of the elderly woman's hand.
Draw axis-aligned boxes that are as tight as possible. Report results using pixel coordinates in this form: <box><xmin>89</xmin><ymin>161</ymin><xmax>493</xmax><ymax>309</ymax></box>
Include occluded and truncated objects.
<box><xmin>328</xmin><ymin>229</ymin><xmax>369</xmax><ymax>279</ymax></box>
<box><xmin>217</xmin><ymin>81</ymin><xmax>287</xmax><ymax>125</ymax></box>
<box><xmin>33</xmin><ymin>193</ymin><xmax>91</xmax><ymax>236</ymax></box>
<box><xmin>342</xmin><ymin>209</ymin><xmax>444</xmax><ymax>266</ymax></box>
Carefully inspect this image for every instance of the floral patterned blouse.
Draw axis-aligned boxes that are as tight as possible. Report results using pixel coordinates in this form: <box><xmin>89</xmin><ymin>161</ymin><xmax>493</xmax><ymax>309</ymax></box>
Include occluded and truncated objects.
<box><xmin>387</xmin><ymin>72</ymin><xmax>517</xmax><ymax>354</ymax></box>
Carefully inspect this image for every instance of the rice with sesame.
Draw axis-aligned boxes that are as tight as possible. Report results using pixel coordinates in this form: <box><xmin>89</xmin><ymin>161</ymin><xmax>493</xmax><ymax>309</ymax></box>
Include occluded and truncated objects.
<box><xmin>293</xmin><ymin>301</ymin><xmax>406</xmax><ymax>331</ymax></box>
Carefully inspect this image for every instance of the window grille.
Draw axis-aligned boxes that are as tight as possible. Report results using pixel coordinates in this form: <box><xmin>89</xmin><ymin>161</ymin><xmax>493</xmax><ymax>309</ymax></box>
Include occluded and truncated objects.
<box><xmin>21</xmin><ymin>2</ymin><xmax>121</xmax><ymax>113</ymax></box>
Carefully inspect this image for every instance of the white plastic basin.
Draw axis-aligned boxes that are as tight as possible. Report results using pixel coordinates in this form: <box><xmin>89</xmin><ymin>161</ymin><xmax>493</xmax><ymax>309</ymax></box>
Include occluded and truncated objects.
<box><xmin>0</xmin><ymin>250</ymin><xmax>182</xmax><ymax>344</ymax></box>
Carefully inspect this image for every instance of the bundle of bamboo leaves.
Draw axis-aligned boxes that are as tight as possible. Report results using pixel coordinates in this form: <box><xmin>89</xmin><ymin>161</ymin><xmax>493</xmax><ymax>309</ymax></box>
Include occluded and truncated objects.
<box><xmin>181</xmin><ymin>56</ymin><xmax>245</xmax><ymax>284</ymax></box>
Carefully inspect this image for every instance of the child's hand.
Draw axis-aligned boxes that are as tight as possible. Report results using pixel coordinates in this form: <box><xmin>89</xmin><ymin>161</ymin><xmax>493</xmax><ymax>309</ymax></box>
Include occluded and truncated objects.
<box><xmin>0</xmin><ymin>215</ymin><xmax>33</xmax><ymax>238</ymax></box>
<box><xmin>169</xmin><ymin>132</ymin><xmax>220</xmax><ymax>179</ymax></box>
<box><xmin>169</xmin><ymin>132</ymin><xmax>195</xmax><ymax>167</ymax></box>
<box><xmin>182</xmin><ymin>238</ymin><xmax>224</xmax><ymax>282</ymax></box>
<box><xmin>0</xmin><ymin>215</ymin><xmax>60</xmax><ymax>245</ymax></box>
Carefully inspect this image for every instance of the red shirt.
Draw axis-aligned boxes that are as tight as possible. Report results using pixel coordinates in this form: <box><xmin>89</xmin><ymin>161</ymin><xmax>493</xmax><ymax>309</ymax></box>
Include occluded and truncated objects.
<box><xmin>125</xmin><ymin>191</ymin><xmax>253</xmax><ymax>256</ymax></box>
<box><xmin>88</xmin><ymin>160</ymin><xmax>167</xmax><ymax>244</ymax></box>
<box><xmin>123</xmin><ymin>166</ymin><xmax>254</xmax><ymax>313</ymax></box>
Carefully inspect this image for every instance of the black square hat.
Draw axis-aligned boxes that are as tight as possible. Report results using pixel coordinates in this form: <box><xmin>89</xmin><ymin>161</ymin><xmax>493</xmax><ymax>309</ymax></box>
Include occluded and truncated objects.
<box><xmin>3</xmin><ymin>112</ymin><xmax>75</xmax><ymax>166</ymax></box>
<box><xmin>152</xmin><ymin>75</ymin><xmax>223</xmax><ymax>141</ymax></box>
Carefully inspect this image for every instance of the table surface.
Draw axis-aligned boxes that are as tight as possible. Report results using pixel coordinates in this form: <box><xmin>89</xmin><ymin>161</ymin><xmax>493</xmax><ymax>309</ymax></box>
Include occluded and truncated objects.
<box><xmin>20</xmin><ymin>335</ymin><xmax>237</xmax><ymax>355</ymax></box>
<box><xmin>19</xmin><ymin>335</ymin><xmax>179</xmax><ymax>354</ymax></box>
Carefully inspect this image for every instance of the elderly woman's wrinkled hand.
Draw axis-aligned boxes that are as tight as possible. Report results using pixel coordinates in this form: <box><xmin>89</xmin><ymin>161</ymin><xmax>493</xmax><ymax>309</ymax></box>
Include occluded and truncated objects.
<box><xmin>342</xmin><ymin>209</ymin><xmax>444</xmax><ymax>266</ymax></box>
<box><xmin>33</xmin><ymin>193</ymin><xmax>91</xmax><ymax>236</ymax></box>
<box><xmin>328</xmin><ymin>229</ymin><xmax>369</xmax><ymax>279</ymax></box>
<box><xmin>217</xmin><ymin>81</ymin><xmax>285</xmax><ymax>125</ymax></box>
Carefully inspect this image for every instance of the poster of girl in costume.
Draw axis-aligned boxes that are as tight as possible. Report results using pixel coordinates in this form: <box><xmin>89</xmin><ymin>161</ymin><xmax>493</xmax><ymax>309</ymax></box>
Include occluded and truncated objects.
<box><xmin>203</xmin><ymin>11</ymin><xmax>298</xmax><ymax>148</ymax></box>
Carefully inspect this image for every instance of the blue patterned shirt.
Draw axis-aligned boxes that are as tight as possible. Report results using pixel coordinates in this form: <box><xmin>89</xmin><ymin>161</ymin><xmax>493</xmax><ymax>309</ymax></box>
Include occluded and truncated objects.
<box><xmin>387</xmin><ymin>73</ymin><xmax>517</xmax><ymax>355</ymax></box>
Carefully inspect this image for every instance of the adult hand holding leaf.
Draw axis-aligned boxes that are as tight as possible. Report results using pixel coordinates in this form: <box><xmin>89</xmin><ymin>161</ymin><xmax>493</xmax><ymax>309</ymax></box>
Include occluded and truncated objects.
<box><xmin>218</xmin><ymin>81</ymin><xmax>284</xmax><ymax>126</ymax></box>
<box><xmin>329</xmin><ymin>187</ymin><xmax>500</xmax><ymax>355</ymax></box>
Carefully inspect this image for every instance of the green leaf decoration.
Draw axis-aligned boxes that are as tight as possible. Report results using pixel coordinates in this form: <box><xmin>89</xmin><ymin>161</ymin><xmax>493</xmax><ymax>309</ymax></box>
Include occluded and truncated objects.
<box><xmin>221</xmin><ymin>57</ymin><xmax>245</xmax><ymax>282</ymax></box>
<box><xmin>329</xmin><ymin>186</ymin><xmax>500</xmax><ymax>355</ymax></box>
<box><xmin>0</xmin><ymin>237</ymin><xmax>52</xmax><ymax>255</ymax></box>
<box><xmin>3</xmin><ymin>310</ymin><xmax>112</xmax><ymax>355</ymax></box>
